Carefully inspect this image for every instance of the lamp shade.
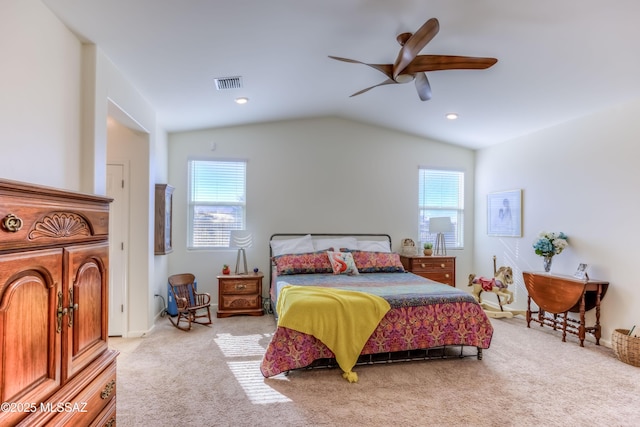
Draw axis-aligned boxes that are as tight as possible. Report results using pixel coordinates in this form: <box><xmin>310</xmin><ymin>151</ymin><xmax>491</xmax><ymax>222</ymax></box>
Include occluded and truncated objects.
<box><xmin>428</xmin><ymin>217</ymin><xmax>452</xmax><ymax>233</ymax></box>
<box><xmin>230</xmin><ymin>230</ymin><xmax>252</xmax><ymax>249</ymax></box>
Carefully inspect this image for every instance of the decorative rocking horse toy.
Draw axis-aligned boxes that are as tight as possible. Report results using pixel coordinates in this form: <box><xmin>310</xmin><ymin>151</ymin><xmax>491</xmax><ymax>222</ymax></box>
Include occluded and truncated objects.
<box><xmin>468</xmin><ymin>256</ymin><xmax>525</xmax><ymax>318</ymax></box>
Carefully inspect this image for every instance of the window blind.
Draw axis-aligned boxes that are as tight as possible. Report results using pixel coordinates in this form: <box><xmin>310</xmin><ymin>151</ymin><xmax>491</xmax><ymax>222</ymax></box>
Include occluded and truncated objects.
<box><xmin>418</xmin><ymin>168</ymin><xmax>464</xmax><ymax>249</ymax></box>
<box><xmin>188</xmin><ymin>160</ymin><xmax>246</xmax><ymax>248</ymax></box>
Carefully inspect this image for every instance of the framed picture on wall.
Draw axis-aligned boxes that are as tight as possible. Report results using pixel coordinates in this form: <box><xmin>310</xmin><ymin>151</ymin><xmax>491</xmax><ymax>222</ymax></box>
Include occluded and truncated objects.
<box><xmin>487</xmin><ymin>189</ymin><xmax>522</xmax><ymax>237</ymax></box>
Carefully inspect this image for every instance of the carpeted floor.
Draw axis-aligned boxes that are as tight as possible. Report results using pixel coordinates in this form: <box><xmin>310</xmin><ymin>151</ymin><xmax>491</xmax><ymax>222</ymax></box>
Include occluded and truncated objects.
<box><xmin>111</xmin><ymin>314</ymin><xmax>640</xmax><ymax>427</ymax></box>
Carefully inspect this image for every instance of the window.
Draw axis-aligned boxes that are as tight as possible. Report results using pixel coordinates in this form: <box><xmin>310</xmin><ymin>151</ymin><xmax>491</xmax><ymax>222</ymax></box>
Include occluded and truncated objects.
<box><xmin>188</xmin><ymin>159</ymin><xmax>246</xmax><ymax>249</ymax></box>
<box><xmin>418</xmin><ymin>168</ymin><xmax>464</xmax><ymax>249</ymax></box>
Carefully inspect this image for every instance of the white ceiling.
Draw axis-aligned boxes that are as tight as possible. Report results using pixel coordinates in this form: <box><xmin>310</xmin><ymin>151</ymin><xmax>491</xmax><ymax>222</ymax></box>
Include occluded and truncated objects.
<box><xmin>43</xmin><ymin>0</ymin><xmax>640</xmax><ymax>149</ymax></box>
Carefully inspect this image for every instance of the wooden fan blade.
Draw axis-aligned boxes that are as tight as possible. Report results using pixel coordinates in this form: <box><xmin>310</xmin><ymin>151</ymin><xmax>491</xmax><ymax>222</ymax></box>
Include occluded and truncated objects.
<box><xmin>414</xmin><ymin>72</ymin><xmax>432</xmax><ymax>101</ymax></box>
<box><xmin>349</xmin><ymin>79</ymin><xmax>396</xmax><ymax>97</ymax></box>
<box><xmin>393</xmin><ymin>18</ymin><xmax>439</xmax><ymax>79</ymax></box>
<box><xmin>406</xmin><ymin>55</ymin><xmax>498</xmax><ymax>73</ymax></box>
<box><xmin>328</xmin><ymin>56</ymin><xmax>393</xmax><ymax>79</ymax></box>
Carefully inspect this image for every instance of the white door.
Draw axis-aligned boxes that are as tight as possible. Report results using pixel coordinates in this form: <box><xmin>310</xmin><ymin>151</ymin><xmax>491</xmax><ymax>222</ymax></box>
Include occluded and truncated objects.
<box><xmin>107</xmin><ymin>163</ymin><xmax>128</xmax><ymax>336</ymax></box>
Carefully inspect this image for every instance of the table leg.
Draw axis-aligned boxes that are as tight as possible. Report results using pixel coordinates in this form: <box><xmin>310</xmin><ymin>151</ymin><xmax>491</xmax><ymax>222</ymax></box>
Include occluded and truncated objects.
<box><xmin>595</xmin><ymin>284</ymin><xmax>602</xmax><ymax>345</ymax></box>
<box><xmin>526</xmin><ymin>295</ymin><xmax>532</xmax><ymax>327</ymax></box>
<box><xmin>579</xmin><ymin>293</ymin><xmax>586</xmax><ymax>347</ymax></box>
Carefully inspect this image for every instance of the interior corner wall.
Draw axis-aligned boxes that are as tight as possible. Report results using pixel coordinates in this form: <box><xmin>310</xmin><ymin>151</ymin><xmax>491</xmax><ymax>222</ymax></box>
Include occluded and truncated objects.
<box><xmin>96</xmin><ymin>57</ymin><xmax>157</xmax><ymax>337</ymax></box>
<box><xmin>167</xmin><ymin>117</ymin><xmax>476</xmax><ymax>305</ymax></box>
<box><xmin>152</xmin><ymin>125</ymin><xmax>170</xmax><ymax>322</ymax></box>
<box><xmin>474</xmin><ymin>97</ymin><xmax>640</xmax><ymax>346</ymax></box>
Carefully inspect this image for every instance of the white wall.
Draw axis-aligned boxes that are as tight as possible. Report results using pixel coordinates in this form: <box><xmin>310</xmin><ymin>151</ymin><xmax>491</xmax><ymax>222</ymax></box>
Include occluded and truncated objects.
<box><xmin>475</xmin><ymin>97</ymin><xmax>640</xmax><ymax>345</ymax></box>
<box><xmin>0</xmin><ymin>0</ymin><xmax>82</xmax><ymax>189</ymax></box>
<box><xmin>168</xmin><ymin>117</ymin><xmax>476</xmax><ymax>304</ymax></box>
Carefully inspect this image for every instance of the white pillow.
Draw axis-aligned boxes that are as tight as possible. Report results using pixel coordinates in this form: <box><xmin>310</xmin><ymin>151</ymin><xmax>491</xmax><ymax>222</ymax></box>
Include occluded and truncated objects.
<box><xmin>356</xmin><ymin>240</ymin><xmax>391</xmax><ymax>253</ymax></box>
<box><xmin>270</xmin><ymin>234</ymin><xmax>315</xmax><ymax>256</ymax></box>
<box><xmin>313</xmin><ymin>237</ymin><xmax>359</xmax><ymax>252</ymax></box>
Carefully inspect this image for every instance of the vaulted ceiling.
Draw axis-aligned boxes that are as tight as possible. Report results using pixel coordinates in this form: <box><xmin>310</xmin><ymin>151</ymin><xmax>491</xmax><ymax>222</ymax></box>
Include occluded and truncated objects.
<box><xmin>43</xmin><ymin>0</ymin><xmax>640</xmax><ymax>149</ymax></box>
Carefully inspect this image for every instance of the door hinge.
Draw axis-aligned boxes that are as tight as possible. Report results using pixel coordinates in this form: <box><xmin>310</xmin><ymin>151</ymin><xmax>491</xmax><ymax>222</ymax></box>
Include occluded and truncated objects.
<box><xmin>121</xmin><ymin>304</ymin><xmax>124</xmax><ymax>313</ymax></box>
<box><xmin>121</xmin><ymin>179</ymin><xmax>124</xmax><ymax>188</ymax></box>
<box><xmin>121</xmin><ymin>242</ymin><xmax>124</xmax><ymax>250</ymax></box>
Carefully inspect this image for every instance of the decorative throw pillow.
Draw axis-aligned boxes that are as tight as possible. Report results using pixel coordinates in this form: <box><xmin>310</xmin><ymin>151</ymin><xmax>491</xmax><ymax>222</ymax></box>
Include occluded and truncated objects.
<box><xmin>273</xmin><ymin>251</ymin><xmax>333</xmax><ymax>275</ymax></box>
<box><xmin>327</xmin><ymin>251</ymin><xmax>359</xmax><ymax>275</ymax></box>
<box><xmin>350</xmin><ymin>251</ymin><xmax>405</xmax><ymax>273</ymax></box>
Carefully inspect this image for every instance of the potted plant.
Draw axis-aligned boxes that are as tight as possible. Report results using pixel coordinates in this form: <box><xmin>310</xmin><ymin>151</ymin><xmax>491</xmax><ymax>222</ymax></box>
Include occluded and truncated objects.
<box><xmin>423</xmin><ymin>242</ymin><xmax>433</xmax><ymax>256</ymax></box>
<box><xmin>222</xmin><ymin>264</ymin><xmax>231</xmax><ymax>275</ymax></box>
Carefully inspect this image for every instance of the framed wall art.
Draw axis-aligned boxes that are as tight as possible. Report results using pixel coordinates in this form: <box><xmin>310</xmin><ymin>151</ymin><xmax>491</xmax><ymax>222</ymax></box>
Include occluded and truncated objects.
<box><xmin>487</xmin><ymin>189</ymin><xmax>522</xmax><ymax>237</ymax></box>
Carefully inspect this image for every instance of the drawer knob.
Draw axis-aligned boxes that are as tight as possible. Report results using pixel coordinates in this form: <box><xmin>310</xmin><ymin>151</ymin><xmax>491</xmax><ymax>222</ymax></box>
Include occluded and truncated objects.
<box><xmin>421</xmin><ymin>263</ymin><xmax>426</xmax><ymax>268</ymax></box>
<box><xmin>2</xmin><ymin>214</ymin><xmax>23</xmax><ymax>232</ymax></box>
<box><xmin>445</xmin><ymin>274</ymin><xmax>450</xmax><ymax>278</ymax></box>
<box><xmin>101</xmin><ymin>379</ymin><xmax>116</xmax><ymax>399</ymax></box>
<box><xmin>440</xmin><ymin>263</ymin><xmax>445</xmax><ymax>268</ymax></box>
<box><xmin>235</xmin><ymin>284</ymin><xmax>246</xmax><ymax>290</ymax></box>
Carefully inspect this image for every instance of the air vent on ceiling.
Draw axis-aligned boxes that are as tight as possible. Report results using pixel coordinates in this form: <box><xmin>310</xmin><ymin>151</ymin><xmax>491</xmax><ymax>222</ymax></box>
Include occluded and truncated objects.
<box><xmin>214</xmin><ymin>76</ymin><xmax>243</xmax><ymax>90</ymax></box>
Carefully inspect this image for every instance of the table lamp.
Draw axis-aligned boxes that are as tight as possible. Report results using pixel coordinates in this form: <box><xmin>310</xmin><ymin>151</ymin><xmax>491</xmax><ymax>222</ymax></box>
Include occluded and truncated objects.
<box><xmin>230</xmin><ymin>230</ymin><xmax>252</xmax><ymax>275</ymax></box>
<box><xmin>429</xmin><ymin>217</ymin><xmax>452</xmax><ymax>256</ymax></box>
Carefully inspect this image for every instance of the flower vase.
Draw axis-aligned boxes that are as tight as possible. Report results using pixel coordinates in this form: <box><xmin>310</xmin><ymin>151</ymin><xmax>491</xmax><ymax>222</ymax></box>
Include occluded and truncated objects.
<box><xmin>543</xmin><ymin>256</ymin><xmax>553</xmax><ymax>273</ymax></box>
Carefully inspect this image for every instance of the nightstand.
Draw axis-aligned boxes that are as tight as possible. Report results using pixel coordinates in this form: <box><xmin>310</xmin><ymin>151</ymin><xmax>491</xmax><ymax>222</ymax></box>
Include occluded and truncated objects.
<box><xmin>400</xmin><ymin>255</ymin><xmax>456</xmax><ymax>287</ymax></box>
<box><xmin>217</xmin><ymin>273</ymin><xmax>264</xmax><ymax>318</ymax></box>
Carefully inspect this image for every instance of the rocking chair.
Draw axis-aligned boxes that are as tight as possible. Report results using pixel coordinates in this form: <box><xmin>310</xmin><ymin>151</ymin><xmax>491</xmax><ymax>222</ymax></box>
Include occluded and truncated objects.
<box><xmin>167</xmin><ymin>273</ymin><xmax>212</xmax><ymax>331</ymax></box>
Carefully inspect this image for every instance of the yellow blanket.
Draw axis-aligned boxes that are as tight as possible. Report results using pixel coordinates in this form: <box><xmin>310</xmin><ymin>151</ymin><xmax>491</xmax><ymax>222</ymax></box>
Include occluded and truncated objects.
<box><xmin>276</xmin><ymin>285</ymin><xmax>391</xmax><ymax>382</ymax></box>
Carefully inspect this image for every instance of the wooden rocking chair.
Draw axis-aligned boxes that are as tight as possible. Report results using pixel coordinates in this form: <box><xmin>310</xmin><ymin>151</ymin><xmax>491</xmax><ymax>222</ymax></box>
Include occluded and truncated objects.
<box><xmin>168</xmin><ymin>273</ymin><xmax>212</xmax><ymax>331</ymax></box>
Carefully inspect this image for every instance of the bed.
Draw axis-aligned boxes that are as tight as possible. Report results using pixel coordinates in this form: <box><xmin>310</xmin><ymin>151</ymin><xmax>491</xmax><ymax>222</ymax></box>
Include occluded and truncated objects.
<box><xmin>260</xmin><ymin>233</ymin><xmax>494</xmax><ymax>380</ymax></box>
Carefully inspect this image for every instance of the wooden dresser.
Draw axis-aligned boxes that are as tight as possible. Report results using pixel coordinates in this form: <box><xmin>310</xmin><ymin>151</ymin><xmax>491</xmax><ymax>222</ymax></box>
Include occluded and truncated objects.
<box><xmin>0</xmin><ymin>179</ymin><xmax>117</xmax><ymax>426</ymax></box>
<box><xmin>400</xmin><ymin>255</ymin><xmax>456</xmax><ymax>287</ymax></box>
<box><xmin>217</xmin><ymin>273</ymin><xmax>264</xmax><ymax>317</ymax></box>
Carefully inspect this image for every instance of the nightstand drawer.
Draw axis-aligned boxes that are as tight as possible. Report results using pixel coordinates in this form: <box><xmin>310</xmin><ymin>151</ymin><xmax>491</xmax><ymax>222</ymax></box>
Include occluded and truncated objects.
<box><xmin>410</xmin><ymin>258</ymin><xmax>454</xmax><ymax>273</ymax></box>
<box><xmin>220</xmin><ymin>279</ymin><xmax>259</xmax><ymax>295</ymax></box>
<box><xmin>419</xmin><ymin>272</ymin><xmax>454</xmax><ymax>286</ymax></box>
<box><xmin>219</xmin><ymin>294</ymin><xmax>261</xmax><ymax>310</ymax></box>
<box><xmin>400</xmin><ymin>255</ymin><xmax>456</xmax><ymax>287</ymax></box>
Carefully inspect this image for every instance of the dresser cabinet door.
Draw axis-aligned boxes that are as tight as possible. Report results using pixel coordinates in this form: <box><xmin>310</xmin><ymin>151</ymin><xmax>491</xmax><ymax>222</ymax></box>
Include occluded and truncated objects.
<box><xmin>0</xmin><ymin>249</ymin><xmax>62</xmax><ymax>426</ymax></box>
<box><xmin>62</xmin><ymin>242</ymin><xmax>109</xmax><ymax>381</ymax></box>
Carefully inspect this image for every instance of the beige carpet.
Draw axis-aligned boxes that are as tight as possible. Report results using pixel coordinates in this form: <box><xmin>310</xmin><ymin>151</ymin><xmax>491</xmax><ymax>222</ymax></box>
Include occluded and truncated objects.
<box><xmin>112</xmin><ymin>314</ymin><xmax>640</xmax><ymax>427</ymax></box>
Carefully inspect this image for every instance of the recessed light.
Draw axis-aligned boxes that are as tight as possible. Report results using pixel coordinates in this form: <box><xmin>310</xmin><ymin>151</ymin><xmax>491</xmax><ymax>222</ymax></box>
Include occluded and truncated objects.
<box><xmin>235</xmin><ymin>97</ymin><xmax>249</xmax><ymax>105</ymax></box>
<box><xmin>445</xmin><ymin>113</ymin><xmax>459</xmax><ymax>120</ymax></box>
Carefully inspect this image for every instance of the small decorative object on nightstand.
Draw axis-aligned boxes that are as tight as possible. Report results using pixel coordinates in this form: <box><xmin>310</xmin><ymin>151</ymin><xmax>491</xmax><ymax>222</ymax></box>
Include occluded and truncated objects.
<box><xmin>423</xmin><ymin>242</ymin><xmax>433</xmax><ymax>256</ymax></box>
<box><xmin>217</xmin><ymin>272</ymin><xmax>264</xmax><ymax>317</ymax></box>
<box><xmin>400</xmin><ymin>255</ymin><xmax>456</xmax><ymax>287</ymax></box>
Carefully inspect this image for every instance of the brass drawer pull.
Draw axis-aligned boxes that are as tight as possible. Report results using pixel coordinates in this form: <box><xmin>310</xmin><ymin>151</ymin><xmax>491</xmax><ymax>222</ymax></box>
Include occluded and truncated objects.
<box><xmin>101</xmin><ymin>379</ymin><xmax>116</xmax><ymax>399</ymax></box>
<box><xmin>235</xmin><ymin>284</ymin><xmax>247</xmax><ymax>290</ymax></box>
<box><xmin>421</xmin><ymin>263</ymin><xmax>426</xmax><ymax>268</ymax></box>
<box><xmin>440</xmin><ymin>263</ymin><xmax>445</xmax><ymax>268</ymax></box>
<box><xmin>2</xmin><ymin>213</ymin><xmax>23</xmax><ymax>232</ymax></box>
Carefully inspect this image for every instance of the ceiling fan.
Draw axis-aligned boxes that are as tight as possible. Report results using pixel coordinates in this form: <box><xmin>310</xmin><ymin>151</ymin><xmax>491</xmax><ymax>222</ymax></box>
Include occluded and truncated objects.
<box><xmin>329</xmin><ymin>18</ymin><xmax>498</xmax><ymax>101</ymax></box>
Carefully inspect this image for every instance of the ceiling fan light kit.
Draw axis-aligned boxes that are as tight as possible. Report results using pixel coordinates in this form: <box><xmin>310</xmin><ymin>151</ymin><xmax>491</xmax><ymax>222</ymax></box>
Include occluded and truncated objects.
<box><xmin>329</xmin><ymin>18</ymin><xmax>497</xmax><ymax>101</ymax></box>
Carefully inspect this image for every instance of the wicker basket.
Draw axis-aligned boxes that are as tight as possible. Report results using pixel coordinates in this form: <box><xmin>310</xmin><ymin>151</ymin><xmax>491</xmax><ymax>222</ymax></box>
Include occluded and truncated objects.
<box><xmin>612</xmin><ymin>329</ymin><xmax>640</xmax><ymax>367</ymax></box>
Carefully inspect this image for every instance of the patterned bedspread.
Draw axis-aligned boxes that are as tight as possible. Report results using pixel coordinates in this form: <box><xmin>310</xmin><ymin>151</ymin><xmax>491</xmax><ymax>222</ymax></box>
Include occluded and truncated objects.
<box><xmin>260</xmin><ymin>272</ymin><xmax>494</xmax><ymax>377</ymax></box>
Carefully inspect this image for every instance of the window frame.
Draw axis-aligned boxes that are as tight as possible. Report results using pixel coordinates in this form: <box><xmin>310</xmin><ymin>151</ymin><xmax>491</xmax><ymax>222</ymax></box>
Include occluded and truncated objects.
<box><xmin>187</xmin><ymin>158</ymin><xmax>247</xmax><ymax>250</ymax></box>
<box><xmin>418</xmin><ymin>167</ymin><xmax>465</xmax><ymax>250</ymax></box>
